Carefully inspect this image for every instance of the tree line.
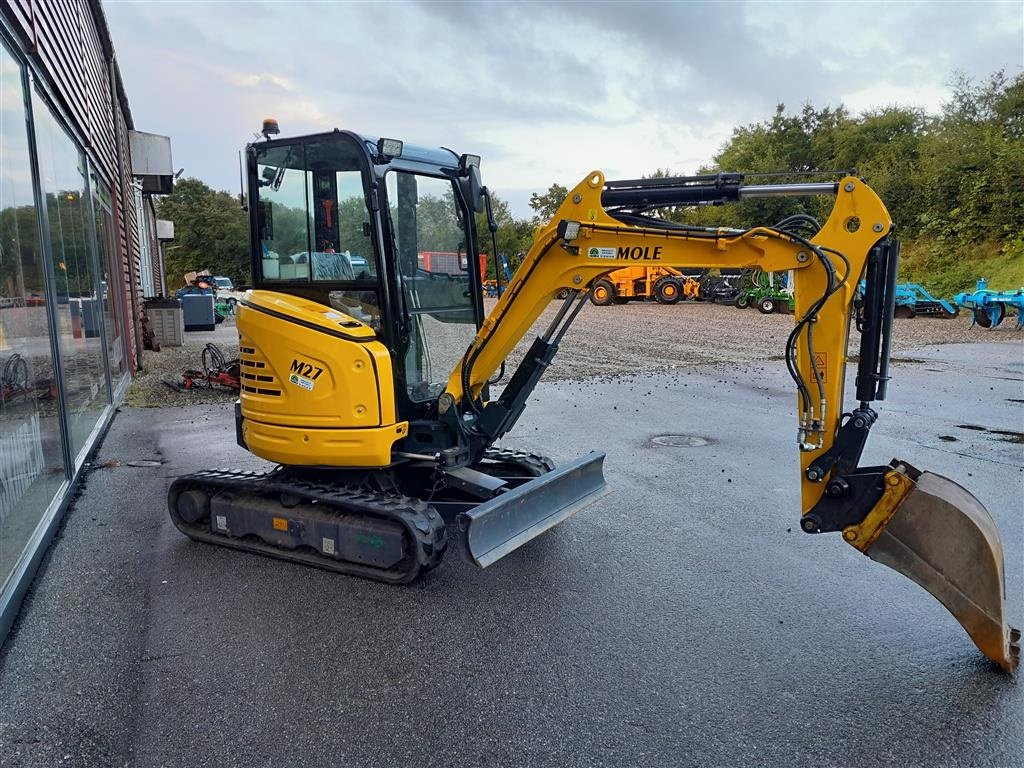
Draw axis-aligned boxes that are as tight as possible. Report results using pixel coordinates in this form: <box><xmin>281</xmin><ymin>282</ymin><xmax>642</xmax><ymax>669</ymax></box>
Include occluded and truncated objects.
<box><xmin>158</xmin><ymin>70</ymin><xmax>1022</xmax><ymax>295</ymax></box>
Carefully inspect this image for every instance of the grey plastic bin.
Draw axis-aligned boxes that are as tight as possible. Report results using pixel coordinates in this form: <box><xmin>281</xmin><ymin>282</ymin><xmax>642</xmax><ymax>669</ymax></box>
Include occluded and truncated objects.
<box><xmin>180</xmin><ymin>294</ymin><xmax>216</xmax><ymax>332</ymax></box>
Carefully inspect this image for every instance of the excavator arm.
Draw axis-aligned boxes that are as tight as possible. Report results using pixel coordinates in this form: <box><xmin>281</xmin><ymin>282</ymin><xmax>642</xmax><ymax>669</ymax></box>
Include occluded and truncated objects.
<box><xmin>447</xmin><ymin>171</ymin><xmax>884</xmax><ymax>513</ymax></box>
<box><xmin>443</xmin><ymin>171</ymin><xmax>1019</xmax><ymax>672</ymax></box>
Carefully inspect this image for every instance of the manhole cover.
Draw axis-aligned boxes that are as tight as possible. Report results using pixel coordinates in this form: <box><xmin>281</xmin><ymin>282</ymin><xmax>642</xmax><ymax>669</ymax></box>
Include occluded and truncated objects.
<box><xmin>651</xmin><ymin>434</ymin><xmax>710</xmax><ymax>447</ymax></box>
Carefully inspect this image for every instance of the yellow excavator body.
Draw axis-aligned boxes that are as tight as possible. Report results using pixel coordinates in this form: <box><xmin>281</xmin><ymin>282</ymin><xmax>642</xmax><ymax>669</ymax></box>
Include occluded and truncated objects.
<box><xmin>235</xmin><ymin>290</ymin><xmax>405</xmax><ymax>467</ymax></box>
<box><xmin>167</xmin><ymin>128</ymin><xmax>1018</xmax><ymax>672</ymax></box>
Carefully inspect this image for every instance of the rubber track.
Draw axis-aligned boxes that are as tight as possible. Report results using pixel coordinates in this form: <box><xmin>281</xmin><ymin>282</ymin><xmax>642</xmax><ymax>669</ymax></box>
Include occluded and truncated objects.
<box><xmin>480</xmin><ymin>448</ymin><xmax>556</xmax><ymax>477</ymax></box>
<box><xmin>168</xmin><ymin>468</ymin><xmax>447</xmax><ymax>584</ymax></box>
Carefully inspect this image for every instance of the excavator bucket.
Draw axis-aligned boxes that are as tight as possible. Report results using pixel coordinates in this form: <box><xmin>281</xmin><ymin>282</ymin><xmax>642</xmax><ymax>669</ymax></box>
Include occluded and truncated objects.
<box><xmin>458</xmin><ymin>451</ymin><xmax>609</xmax><ymax>568</ymax></box>
<box><xmin>847</xmin><ymin>464</ymin><xmax>1020</xmax><ymax>672</ymax></box>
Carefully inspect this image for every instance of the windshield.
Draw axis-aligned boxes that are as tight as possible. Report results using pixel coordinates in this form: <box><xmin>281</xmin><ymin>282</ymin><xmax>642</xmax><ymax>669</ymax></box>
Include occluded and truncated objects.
<box><xmin>386</xmin><ymin>171</ymin><xmax>478</xmax><ymax>402</ymax></box>
<box><xmin>215</xmin><ymin>277</ymin><xmax>232</xmax><ymax>289</ymax></box>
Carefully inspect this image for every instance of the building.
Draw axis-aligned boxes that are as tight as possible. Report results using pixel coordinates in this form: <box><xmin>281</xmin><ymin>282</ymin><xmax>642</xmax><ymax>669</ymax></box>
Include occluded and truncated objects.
<box><xmin>0</xmin><ymin>0</ymin><xmax>171</xmax><ymax>640</ymax></box>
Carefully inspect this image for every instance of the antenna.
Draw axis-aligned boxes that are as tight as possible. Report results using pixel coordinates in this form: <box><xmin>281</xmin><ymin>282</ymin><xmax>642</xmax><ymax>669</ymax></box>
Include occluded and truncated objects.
<box><xmin>238</xmin><ymin>150</ymin><xmax>248</xmax><ymax>211</ymax></box>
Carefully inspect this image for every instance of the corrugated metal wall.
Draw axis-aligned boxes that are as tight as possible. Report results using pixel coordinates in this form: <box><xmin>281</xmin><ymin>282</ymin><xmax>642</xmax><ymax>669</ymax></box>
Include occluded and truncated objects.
<box><xmin>115</xmin><ymin>101</ymin><xmax>141</xmax><ymax>359</ymax></box>
<box><xmin>4</xmin><ymin>0</ymin><xmax>141</xmax><ymax>369</ymax></box>
<box><xmin>6</xmin><ymin>0</ymin><xmax>117</xmax><ymax>179</ymax></box>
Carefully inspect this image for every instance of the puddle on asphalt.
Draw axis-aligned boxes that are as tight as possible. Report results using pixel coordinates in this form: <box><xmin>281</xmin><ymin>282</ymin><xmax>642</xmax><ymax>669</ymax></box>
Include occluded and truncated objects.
<box><xmin>650</xmin><ymin>434</ymin><xmax>712</xmax><ymax>447</ymax></box>
<box><xmin>955</xmin><ymin>424</ymin><xmax>1024</xmax><ymax>444</ymax></box>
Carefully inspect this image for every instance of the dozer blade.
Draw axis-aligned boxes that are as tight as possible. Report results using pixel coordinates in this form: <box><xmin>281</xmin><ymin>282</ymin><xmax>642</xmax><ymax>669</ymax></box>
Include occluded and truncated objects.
<box><xmin>846</xmin><ymin>463</ymin><xmax>1020</xmax><ymax>672</ymax></box>
<box><xmin>458</xmin><ymin>451</ymin><xmax>609</xmax><ymax>568</ymax></box>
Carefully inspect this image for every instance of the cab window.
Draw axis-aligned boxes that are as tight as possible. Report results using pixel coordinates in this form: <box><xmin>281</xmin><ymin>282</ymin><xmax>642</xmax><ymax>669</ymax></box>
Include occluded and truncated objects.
<box><xmin>254</xmin><ymin>139</ymin><xmax>377</xmax><ymax>283</ymax></box>
<box><xmin>386</xmin><ymin>171</ymin><xmax>479</xmax><ymax>402</ymax></box>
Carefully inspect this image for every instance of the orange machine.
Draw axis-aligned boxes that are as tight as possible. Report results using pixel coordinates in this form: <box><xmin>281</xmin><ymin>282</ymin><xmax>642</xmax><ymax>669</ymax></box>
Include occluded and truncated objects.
<box><xmin>589</xmin><ymin>265</ymin><xmax>698</xmax><ymax>305</ymax></box>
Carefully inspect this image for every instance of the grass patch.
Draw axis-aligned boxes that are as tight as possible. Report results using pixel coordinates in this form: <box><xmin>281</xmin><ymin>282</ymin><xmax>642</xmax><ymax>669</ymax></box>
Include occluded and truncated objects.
<box><xmin>899</xmin><ymin>237</ymin><xmax>1024</xmax><ymax>298</ymax></box>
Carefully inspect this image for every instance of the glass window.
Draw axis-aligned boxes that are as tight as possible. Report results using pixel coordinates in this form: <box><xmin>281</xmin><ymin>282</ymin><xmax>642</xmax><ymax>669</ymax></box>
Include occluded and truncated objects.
<box><xmin>32</xmin><ymin>88</ymin><xmax>110</xmax><ymax>461</ymax></box>
<box><xmin>90</xmin><ymin>172</ymin><xmax>127</xmax><ymax>381</ymax></box>
<box><xmin>0</xmin><ymin>43</ymin><xmax>67</xmax><ymax>586</ymax></box>
<box><xmin>385</xmin><ymin>172</ymin><xmax>478</xmax><ymax>402</ymax></box>
<box><xmin>255</xmin><ymin>138</ymin><xmax>376</xmax><ymax>284</ymax></box>
<box><xmin>256</xmin><ymin>143</ymin><xmax>311</xmax><ymax>281</ymax></box>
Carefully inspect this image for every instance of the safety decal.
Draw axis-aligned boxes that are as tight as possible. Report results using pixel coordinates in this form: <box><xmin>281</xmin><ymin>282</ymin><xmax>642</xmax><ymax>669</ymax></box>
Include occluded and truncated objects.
<box><xmin>587</xmin><ymin>247</ymin><xmax>617</xmax><ymax>260</ymax></box>
<box><xmin>813</xmin><ymin>352</ymin><xmax>828</xmax><ymax>383</ymax></box>
<box><xmin>289</xmin><ymin>372</ymin><xmax>315</xmax><ymax>391</ymax></box>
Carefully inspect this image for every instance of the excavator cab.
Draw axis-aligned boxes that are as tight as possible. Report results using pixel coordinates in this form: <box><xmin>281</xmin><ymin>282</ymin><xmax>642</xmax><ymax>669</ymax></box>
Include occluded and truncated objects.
<box><xmin>247</xmin><ymin>131</ymin><xmax>485</xmax><ymax>422</ymax></box>
<box><xmin>168</xmin><ymin>127</ymin><xmax>1017</xmax><ymax>673</ymax></box>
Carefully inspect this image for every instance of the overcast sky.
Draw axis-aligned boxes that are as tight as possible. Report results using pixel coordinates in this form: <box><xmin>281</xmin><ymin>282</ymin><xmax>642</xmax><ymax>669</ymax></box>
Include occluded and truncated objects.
<box><xmin>104</xmin><ymin>0</ymin><xmax>1023</xmax><ymax>219</ymax></box>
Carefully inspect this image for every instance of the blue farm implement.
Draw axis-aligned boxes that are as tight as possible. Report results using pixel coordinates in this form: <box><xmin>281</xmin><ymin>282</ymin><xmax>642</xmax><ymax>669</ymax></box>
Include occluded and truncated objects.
<box><xmin>857</xmin><ymin>281</ymin><xmax>958</xmax><ymax>319</ymax></box>
<box><xmin>954</xmin><ymin>279</ymin><xmax>1024</xmax><ymax>330</ymax></box>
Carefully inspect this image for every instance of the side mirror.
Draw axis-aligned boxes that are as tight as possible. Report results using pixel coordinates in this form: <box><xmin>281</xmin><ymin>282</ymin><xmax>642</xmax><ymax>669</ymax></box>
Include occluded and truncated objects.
<box><xmin>460</xmin><ymin>165</ymin><xmax>484</xmax><ymax>214</ymax></box>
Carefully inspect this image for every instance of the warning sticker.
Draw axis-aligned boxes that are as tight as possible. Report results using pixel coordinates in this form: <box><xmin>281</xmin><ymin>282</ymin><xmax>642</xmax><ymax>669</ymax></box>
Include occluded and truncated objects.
<box><xmin>322</xmin><ymin>538</ymin><xmax>336</xmax><ymax>555</ymax></box>
<box><xmin>272</xmin><ymin>517</ymin><xmax>288</xmax><ymax>531</ymax></box>
<box><xmin>587</xmin><ymin>247</ymin><xmax>617</xmax><ymax>260</ymax></box>
<box><xmin>813</xmin><ymin>352</ymin><xmax>828</xmax><ymax>384</ymax></box>
<box><xmin>289</xmin><ymin>372</ymin><xmax>315</xmax><ymax>391</ymax></box>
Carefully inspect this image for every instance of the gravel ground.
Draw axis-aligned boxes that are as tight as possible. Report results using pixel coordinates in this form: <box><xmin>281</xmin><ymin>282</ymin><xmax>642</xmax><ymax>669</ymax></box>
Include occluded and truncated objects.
<box><xmin>126</xmin><ymin>300</ymin><xmax>1022</xmax><ymax>407</ymax></box>
<box><xmin>505</xmin><ymin>299</ymin><xmax>1022</xmax><ymax>381</ymax></box>
<box><xmin>125</xmin><ymin>317</ymin><xmax>242</xmax><ymax>407</ymax></box>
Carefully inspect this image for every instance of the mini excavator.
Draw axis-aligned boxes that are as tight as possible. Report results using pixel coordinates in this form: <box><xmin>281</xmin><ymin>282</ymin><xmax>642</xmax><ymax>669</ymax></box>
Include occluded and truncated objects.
<box><xmin>168</xmin><ymin>124</ymin><xmax>1019</xmax><ymax>672</ymax></box>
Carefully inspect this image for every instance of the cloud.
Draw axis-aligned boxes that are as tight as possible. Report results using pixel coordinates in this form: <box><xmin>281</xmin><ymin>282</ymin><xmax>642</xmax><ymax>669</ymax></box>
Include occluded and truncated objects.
<box><xmin>104</xmin><ymin>0</ymin><xmax>1023</xmax><ymax>218</ymax></box>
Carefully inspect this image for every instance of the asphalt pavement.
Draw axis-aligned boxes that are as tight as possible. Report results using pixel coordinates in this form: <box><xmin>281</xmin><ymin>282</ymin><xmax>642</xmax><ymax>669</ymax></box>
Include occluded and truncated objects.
<box><xmin>1</xmin><ymin>342</ymin><xmax>1021</xmax><ymax>768</ymax></box>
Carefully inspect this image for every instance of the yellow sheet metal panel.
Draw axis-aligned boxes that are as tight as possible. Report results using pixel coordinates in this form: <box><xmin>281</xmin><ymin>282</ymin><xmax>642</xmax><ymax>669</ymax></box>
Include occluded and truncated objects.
<box><xmin>236</xmin><ymin>291</ymin><xmax>397</xmax><ymax>430</ymax></box>
<box><xmin>241</xmin><ymin>420</ymin><xmax>409</xmax><ymax>467</ymax></box>
<box><xmin>243</xmin><ymin>290</ymin><xmax>378</xmax><ymax>339</ymax></box>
